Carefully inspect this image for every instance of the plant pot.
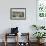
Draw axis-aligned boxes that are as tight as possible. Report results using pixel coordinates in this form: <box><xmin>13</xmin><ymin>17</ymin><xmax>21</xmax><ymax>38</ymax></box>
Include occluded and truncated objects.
<box><xmin>37</xmin><ymin>39</ymin><xmax>44</xmax><ymax>44</ymax></box>
<box><xmin>37</xmin><ymin>39</ymin><xmax>40</xmax><ymax>43</ymax></box>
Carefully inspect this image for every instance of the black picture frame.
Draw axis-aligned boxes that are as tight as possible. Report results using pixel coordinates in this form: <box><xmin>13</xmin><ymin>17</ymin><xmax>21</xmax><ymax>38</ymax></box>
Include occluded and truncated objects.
<box><xmin>10</xmin><ymin>8</ymin><xmax>26</xmax><ymax>20</ymax></box>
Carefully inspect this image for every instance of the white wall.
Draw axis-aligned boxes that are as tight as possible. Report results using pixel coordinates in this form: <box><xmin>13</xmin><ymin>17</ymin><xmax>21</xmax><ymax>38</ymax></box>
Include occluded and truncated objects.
<box><xmin>0</xmin><ymin>0</ymin><xmax>37</xmax><ymax>42</ymax></box>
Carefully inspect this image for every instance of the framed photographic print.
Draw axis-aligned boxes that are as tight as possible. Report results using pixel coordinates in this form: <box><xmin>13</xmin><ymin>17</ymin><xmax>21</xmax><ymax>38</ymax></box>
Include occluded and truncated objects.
<box><xmin>36</xmin><ymin>0</ymin><xmax>46</xmax><ymax>26</ymax></box>
<box><xmin>10</xmin><ymin>8</ymin><xmax>26</xmax><ymax>20</ymax></box>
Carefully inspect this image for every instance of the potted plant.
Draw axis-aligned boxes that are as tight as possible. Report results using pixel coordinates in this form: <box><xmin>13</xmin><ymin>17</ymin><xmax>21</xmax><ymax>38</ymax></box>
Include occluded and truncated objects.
<box><xmin>33</xmin><ymin>32</ymin><xmax>46</xmax><ymax>43</ymax></box>
<box><xmin>32</xmin><ymin>24</ymin><xmax>45</xmax><ymax>30</ymax></box>
<box><xmin>40</xmin><ymin>26</ymin><xmax>45</xmax><ymax>29</ymax></box>
<box><xmin>32</xmin><ymin>25</ymin><xmax>39</xmax><ymax>30</ymax></box>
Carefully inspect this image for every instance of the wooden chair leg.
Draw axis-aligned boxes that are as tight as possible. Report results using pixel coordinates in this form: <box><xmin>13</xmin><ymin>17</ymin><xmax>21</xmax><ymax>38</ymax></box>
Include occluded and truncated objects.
<box><xmin>15</xmin><ymin>33</ymin><xmax>18</xmax><ymax>46</ymax></box>
<box><xmin>4</xmin><ymin>33</ymin><xmax>7</xmax><ymax>46</ymax></box>
<box><xmin>4</xmin><ymin>41</ymin><xmax>7</xmax><ymax>46</ymax></box>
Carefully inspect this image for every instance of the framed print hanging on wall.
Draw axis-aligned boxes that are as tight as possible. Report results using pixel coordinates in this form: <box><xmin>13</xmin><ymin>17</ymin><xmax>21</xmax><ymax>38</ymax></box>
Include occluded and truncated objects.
<box><xmin>10</xmin><ymin>8</ymin><xmax>26</xmax><ymax>20</ymax></box>
<box><xmin>37</xmin><ymin>0</ymin><xmax>46</xmax><ymax>18</ymax></box>
<box><xmin>36</xmin><ymin>0</ymin><xmax>46</xmax><ymax>27</ymax></box>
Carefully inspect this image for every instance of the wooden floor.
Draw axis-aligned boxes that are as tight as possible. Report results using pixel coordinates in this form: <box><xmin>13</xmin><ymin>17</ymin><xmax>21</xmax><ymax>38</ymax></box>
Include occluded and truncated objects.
<box><xmin>0</xmin><ymin>42</ymin><xmax>46</xmax><ymax>46</ymax></box>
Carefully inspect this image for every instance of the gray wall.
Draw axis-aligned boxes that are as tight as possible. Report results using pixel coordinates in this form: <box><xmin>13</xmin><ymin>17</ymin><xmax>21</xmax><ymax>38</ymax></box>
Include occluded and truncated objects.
<box><xmin>0</xmin><ymin>0</ymin><xmax>37</xmax><ymax>42</ymax></box>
